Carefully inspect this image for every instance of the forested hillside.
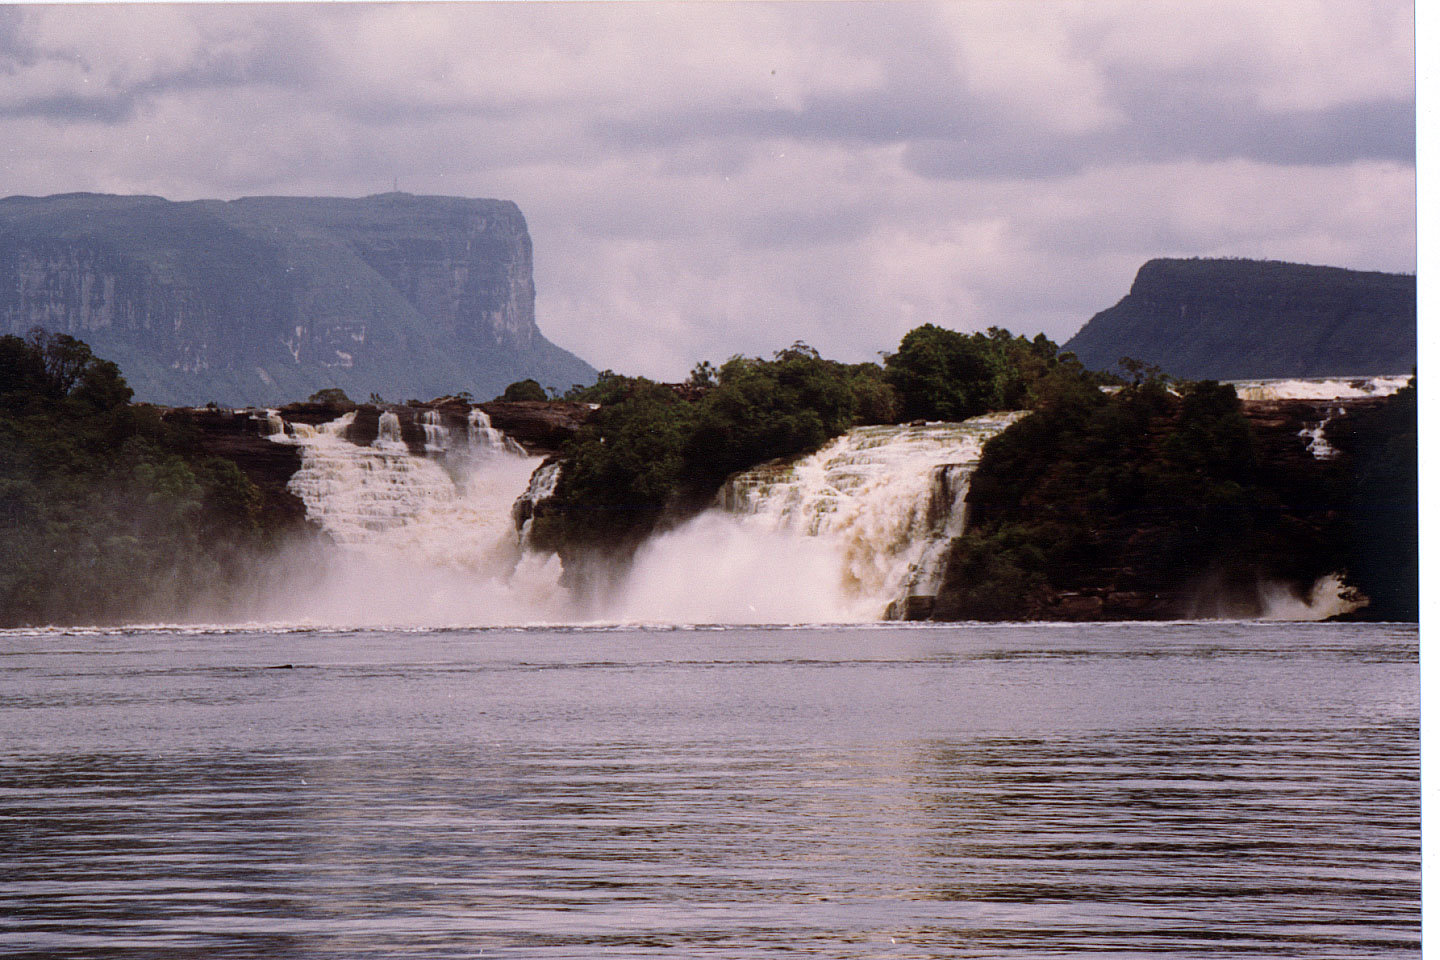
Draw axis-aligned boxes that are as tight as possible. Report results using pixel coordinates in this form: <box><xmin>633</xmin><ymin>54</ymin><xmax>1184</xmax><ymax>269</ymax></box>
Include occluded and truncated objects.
<box><xmin>0</xmin><ymin>331</ymin><xmax>304</xmax><ymax>625</ymax></box>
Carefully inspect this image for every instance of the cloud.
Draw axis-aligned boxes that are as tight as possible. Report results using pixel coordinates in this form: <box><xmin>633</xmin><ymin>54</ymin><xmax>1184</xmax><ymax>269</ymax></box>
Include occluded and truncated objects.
<box><xmin>0</xmin><ymin>1</ymin><xmax>1416</xmax><ymax>382</ymax></box>
<box><xmin>0</xmin><ymin>5</ymin><xmax>317</xmax><ymax>124</ymax></box>
<box><xmin>902</xmin><ymin>92</ymin><xmax>1414</xmax><ymax>180</ymax></box>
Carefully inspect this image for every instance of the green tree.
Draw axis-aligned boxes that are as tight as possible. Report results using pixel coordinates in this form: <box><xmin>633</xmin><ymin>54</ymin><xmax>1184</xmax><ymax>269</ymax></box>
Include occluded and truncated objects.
<box><xmin>307</xmin><ymin>387</ymin><xmax>353</xmax><ymax>406</ymax></box>
<box><xmin>0</xmin><ymin>333</ymin><xmax>289</xmax><ymax>626</ymax></box>
<box><xmin>499</xmin><ymin>378</ymin><xmax>548</xmax><ymax>402</ymax></box>
<box><xmin>884</xmin><ymin>324</ymin><xmax>1000</xmax><ymax>421</ymax></box>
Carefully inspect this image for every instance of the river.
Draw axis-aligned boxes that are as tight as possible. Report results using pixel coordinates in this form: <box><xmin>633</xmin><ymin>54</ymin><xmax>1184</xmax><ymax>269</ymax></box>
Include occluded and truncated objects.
<box><xmin>0</xmin><ymin>621</ymin><xmax>1418</xmax><ymax>957</ymax></box>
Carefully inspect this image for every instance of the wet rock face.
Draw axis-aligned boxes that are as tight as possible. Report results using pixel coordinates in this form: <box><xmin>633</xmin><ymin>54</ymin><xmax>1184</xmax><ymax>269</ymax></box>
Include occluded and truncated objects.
<box><xmin>476</xmin><ymin>401</ymin><xmax>594</xmax><ymax>456</ymax></box>
<box><xmin>0</xmin><ymin>193</ymin><xmax>594</xmax><ymax>406</ymax></box>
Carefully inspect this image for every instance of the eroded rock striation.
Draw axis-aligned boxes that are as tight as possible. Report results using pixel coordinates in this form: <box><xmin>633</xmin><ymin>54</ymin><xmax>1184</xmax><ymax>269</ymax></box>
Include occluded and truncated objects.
<box><xmin>1</xmin><ymin>192</ymin><xmax>595</xmax><ymax>405</ymax></box>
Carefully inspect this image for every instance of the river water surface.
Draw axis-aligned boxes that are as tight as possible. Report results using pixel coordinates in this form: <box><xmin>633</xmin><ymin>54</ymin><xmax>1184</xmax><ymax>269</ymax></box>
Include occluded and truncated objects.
<box><xmin>0</xmin><ymin>621</ymin><xmax>1418</xmax><ymax>957</ymax></box>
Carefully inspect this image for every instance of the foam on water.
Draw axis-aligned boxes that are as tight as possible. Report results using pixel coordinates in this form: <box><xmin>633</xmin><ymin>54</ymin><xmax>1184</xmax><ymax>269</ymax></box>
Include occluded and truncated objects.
<box><xmin>1228</xmin><ymin>374</ymin><xmax>1410</xmax><ymax>401</ymax></box>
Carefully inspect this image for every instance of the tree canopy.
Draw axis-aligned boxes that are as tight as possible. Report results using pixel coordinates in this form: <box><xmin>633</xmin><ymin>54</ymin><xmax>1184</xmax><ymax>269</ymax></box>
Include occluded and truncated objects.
<box><xmin>1</xmin><ymin>330</ymin><xmax>286</xmax><ymax>625</ymax></box>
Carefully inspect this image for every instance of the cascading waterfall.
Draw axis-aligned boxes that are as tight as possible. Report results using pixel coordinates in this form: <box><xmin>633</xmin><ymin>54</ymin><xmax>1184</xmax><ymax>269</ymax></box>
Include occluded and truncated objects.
<box><xmin>245</xmin><ymin>371</ymin><xmax>1406</xmax><ymax>626</ymax></box>
<box><xmin>255</xmin><ymin>408</ymin><xmax>287</xmax><ymax>437</ymax></box>
<box><xmin>1229</xmin><ymin>374</ymin><xmax>1410</xmax><ymax>461</ymax></box>
<box><xmin>512</xmin><ymin>459</ymin><xmax>561</xmax><ymax>546</ymax></box>
<box><xmin>469</xmin><ymin>408</ymin><xmax>528</xmax><ymax>456</ymax></box>
<box><xmin>253</xmin><ymin>372</ymin><xmax>1394</xmax><ymax>627</ymax></box>
<box><xmin>376</xmin><ymin>410</ymin><xmax>404</xmax><ymax>448</ymax></box>
<box><xmin>613</xmin><ymin>413</ymin><xmax>1025</xmax><ymax>622</ymax></box>
<box><xmin>421</xmin><ymin>410</ymin><xmax>449</xmax><ymax>456</ymax></box>
<box><xmin>264</xmin><ymin>408</ymin><xmax>569</xmax><ymax>625</ymax></box>
<box><xmin>261</xmin><ymin>404</ymin><xmax>1023</xmax><ymax>625</ymax></box>
<box><xmin>1228</xmin><ymin>375</ymin><xmax>1409</xmax><ymax>401</ymax></box>
<box><xmin>1298</xmin><ymin>408</ymin><xmax>1343</xmax><ymax>460</ymax></box>
<box><xmin>272</xmin><ymin>411</ymin><xmax>457</xmax><ymax>545</ymax></box>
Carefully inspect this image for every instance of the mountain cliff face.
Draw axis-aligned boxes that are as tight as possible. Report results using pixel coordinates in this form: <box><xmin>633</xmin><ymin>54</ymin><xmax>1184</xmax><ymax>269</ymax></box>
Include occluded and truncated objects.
<box><xmin>0</xmin><ymin>192</ymin><xmax>595</xmax><ymax>405</ymax></box>
<box><xmin>1062</xmin><ymin>258</ymin><xmax>1415</xmax><ymax>380</ymax></box>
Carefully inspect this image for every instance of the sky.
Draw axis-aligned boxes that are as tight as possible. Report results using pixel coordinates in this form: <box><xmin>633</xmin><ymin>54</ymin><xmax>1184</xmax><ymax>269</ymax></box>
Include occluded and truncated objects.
<box><xmin>0</xmin><ymin>1</ymin><xmax>1417</xmax><ymax>380</ymax></box>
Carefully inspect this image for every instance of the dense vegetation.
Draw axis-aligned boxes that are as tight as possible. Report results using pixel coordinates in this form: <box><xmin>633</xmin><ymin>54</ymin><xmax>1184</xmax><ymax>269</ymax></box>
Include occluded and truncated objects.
<box><xmin>1326</xmin><ymin>380</ymin><xmax>1418</xmax><ymax>620</ymax></box>
<box><xmin>1</xmin><ymin>321</ymin><xmax>1414</xmax><ymax>625</ymax></box>
<box><xmin>0</xmin><ymin>331</ymin><xmax>289</xmax><ymax>625</ymax></box>
<box><xmin>499</xmin><ymin>378</ymin><xmax>549</xmax><ymax>402</ymax></box>
<box><xmin>529</xmin><ymin>330</ymin><xmax>1098</xmax><ymax>571</ymax></box>
<box><xmin>934</xmin><ymin>367</ymin><xmax>1417</xmax><ymax>621</ymax></box>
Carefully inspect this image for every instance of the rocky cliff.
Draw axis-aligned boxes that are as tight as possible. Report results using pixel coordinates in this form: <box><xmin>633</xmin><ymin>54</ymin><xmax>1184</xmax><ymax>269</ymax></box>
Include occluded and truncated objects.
<box><xmin>0</xmin><ymin>192</ymin><xmax>595</xmax><ymax>405</ymax></box>
<box><xmin>1062</xmin><ymin>258</ymin><xmax>1415</xmax><ymax>380</ymax></box>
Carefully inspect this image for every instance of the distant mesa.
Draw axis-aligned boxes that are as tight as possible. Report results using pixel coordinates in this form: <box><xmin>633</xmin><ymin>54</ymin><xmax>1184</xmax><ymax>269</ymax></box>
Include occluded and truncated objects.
<box><xmin>1062</xmin><ymin>258</ymin><xmax>1416</xmax><ymax>381</ymax></box>
<box><xmin>0</xmin><ymin>192</ymin><xmax>596</xmax><ymax>405</ymax></box>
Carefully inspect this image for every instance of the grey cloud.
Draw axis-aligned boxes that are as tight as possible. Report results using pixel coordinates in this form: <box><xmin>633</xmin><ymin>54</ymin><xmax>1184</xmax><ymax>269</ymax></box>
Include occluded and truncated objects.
<box><xmin>905</xmin><ymin>92</ymin><xmax>1413</xmax><ymax>180</ymax></box>
<box><xmin>593</xmin><ymin>64</ymin><xmax>1412</xmax><ymax>183</ymax></box>
<box><xmin>0</xmin><ymin>9</ymin><xmax>319</xmax><ymax>125</ymax></box>
<box><xmin>903</xmin><ymin>136</ymin><xmax>1086</xmax><ymax>181</ymax></box>
<box><xmin>1109</xmin><ymin>87</ymin><xmax>1415</xmax><ymax>167</ymax></box>
<box><xmin>2</xmin><ymin>92</ymin><xmax>138</xmax><ymax>124</ymax></box>
<box><xmin>735</xmin><ymin>203</ymin><xmax>881</xmax><ymax>250</ymax></box>
<box><xmin>590</xmin><ymin>87</ymin><xmax>1003</xmax><ymax>162</ymax></box>
<box><xmin>0</xmin><ymin>7</ymin><xmax>37</xmax><ymax>66</ymax></box>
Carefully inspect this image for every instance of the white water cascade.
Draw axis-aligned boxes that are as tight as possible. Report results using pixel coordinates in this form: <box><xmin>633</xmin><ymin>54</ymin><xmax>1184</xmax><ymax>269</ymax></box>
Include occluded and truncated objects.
<box><xmin>469</xmin><ymin>408</ymin><xmax>528</xmax><ymax>457</ymax></box>
<box><xmin>265</xmin><ymin>409</ymin><xmax>570</xmax><ymax>624</ymax></box>
<box><xmin>260</xmin><ymin>406</ymin><xmax>1024</xmax><ymax>625</ymax></box>
<box><xmin>376</xmin><ymin>411</ymin><xmax>404</xmax><ymax>448</ymax></box>
<box><xmin>1298</xmin><ymin>410</ymin><xmax>1343</xmax><ymax>460</ymax></box>
<box><xmin>1227</xmin><ymin>374</ymin><xmax>1410</xmax><ymax>402</ymax></box>
<box><xmin>612</xmin><ymin>413</ymin><xmax>1025</xmax><ymax>623</ymax></box>
<box><xmin>513</xmin><ymin>459</ymin><xmax>562</xmax><ymax>546</ymax></box>
<box><xmin>274</xmin><ymin>412</ymin><xmax>457</xmax><ymax>545</ymax></box>
<box><xmin>420</xmin><ymin>410</ymin><xmax>449</xmax><ymax>455</ymax></box>
<box><xmin>248</xmin><ymin>385</ymin><xmax>1396</xmax><ymax>626</ymax></box>
<box><xmin>1227</xmin><ymin>374</ymin><xmax>1410</xmax><ymax>462</ymax></box>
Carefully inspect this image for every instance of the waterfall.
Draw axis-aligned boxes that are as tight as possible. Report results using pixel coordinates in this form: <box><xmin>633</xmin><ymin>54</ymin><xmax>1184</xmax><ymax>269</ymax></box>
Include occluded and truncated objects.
<box><xmin>421</xmin><ymin>410</ymin><xmax>449</xmax><ymax>456</ymax></box>
<box><xmin>469</xmin><ymin>408</ymin><xmax>528</xmax><ymax>457</ymax></box>
<box><xmin>1298</xmin><ymin>408</ymin><xmax>1343</xmax><ymax>460</ymax></box>
<box><xmin>272</xmin><ymin>412</ymin><xmax>457</xmax><ymax>545</ymax></box>
<box><xmin>261</xmin><ymin>409</ymin><xmax>571</xmax><ymax>625</ymax></box>
<box><xmin>376</xmin><ymin>410</ymin><xmax>404</xmax><ymax>449</ymax></box>
<box><xmin>512</xmin><ymin>459</ymin><xmax>562</xmax><ymax>544</ymax></box>
<box><xmin>1228</xmin><ymin>375</ymin><xmax>1409</xmax><ymax>401</ymax></box>
<box><xmin>614</xmin><ymin>414</ymin><xmax>1024</xmax><ymax>622</ymax></box>
<box><xmin>259</xmin><ymin>406</ymin><xmax>1026</xmax><ymax>625</ymax></box>
<box><xmin>254</xmin><ymin>408</ymin><xmax>287</xmax><ymax>437</ymax></box>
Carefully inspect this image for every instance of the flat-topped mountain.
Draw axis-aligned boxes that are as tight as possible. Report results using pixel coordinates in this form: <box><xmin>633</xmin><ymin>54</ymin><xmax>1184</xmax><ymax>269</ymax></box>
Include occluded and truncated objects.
<box><xmin>1062</xmin><ymin>258</ymin><xmax>1416</xmax><ymax>380</ymax></box>
<box><xmin>0</xmin><ymin>192</ymin><xmax>595</xmax><ymax>405</ymax></box>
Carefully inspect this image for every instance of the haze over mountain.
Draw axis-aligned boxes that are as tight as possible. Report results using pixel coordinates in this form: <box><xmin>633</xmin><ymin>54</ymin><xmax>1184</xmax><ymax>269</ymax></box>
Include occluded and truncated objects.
<box><xmin>1062</xmin><ymin>258</ymin><xmax>1416</xmax><ymax>381</ymax></box>
<box><xmin>0</xmin><ymin>192</ymin><xmax>595</xmax><ymax>406</ymax></box>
